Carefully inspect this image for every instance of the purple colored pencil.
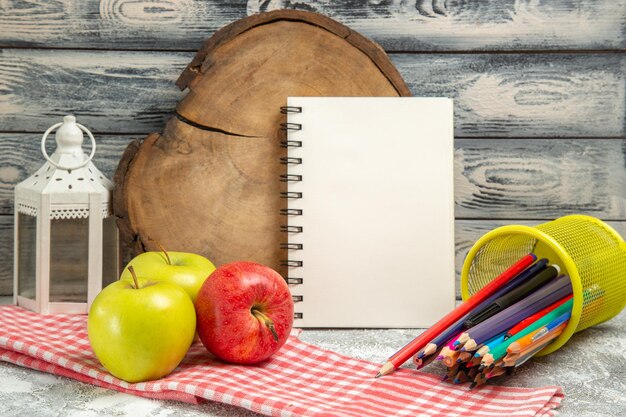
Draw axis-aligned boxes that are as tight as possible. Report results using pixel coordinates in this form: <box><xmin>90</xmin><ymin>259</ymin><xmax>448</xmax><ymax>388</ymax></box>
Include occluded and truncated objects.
<box><xmin>464</xmin><ymin>274</ymin><xmax>572</xmax><ymax>345</ymax></box>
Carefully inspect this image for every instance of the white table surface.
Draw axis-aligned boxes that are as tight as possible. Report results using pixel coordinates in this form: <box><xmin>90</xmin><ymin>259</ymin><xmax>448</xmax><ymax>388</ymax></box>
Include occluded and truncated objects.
<box><xmin>0</xmin><ymin>297</ymin><xmax>624</xmax><ymax>417</ymax></box>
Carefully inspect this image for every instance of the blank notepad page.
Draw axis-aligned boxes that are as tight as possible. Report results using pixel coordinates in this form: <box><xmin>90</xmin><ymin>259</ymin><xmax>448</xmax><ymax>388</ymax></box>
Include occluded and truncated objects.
<box><xmin>285</xmin><ymin>97</ymin><xmax>455</xmax><ymax>328</ymax></box>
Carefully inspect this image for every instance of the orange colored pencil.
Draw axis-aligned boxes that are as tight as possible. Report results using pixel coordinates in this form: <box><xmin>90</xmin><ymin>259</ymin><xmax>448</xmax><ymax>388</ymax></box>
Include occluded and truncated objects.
<box><xmin>507</xmin><ymin>322</ymin><xmax>568</xmax><ymax>354</ymax></box>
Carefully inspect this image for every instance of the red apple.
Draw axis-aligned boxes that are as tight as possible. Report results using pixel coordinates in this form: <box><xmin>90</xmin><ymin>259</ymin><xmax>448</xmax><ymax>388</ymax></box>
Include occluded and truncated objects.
<box><xmin>195</xmin><ymin>261</ymin><xmax>294</xmax><ymax>364</ymax></box>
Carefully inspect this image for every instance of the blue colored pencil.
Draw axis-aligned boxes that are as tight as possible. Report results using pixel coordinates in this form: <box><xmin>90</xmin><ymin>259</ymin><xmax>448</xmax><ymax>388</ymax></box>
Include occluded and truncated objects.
<box><xmin>532</xmin><ymin>310</ymin><xmax>571</xmax><ymax>341</ymax></box>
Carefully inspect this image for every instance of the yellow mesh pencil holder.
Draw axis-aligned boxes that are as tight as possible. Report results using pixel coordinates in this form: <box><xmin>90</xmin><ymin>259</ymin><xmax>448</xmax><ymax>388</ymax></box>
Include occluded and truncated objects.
<box><xmin>461</xmin><ymin>214</ymin><xmax>626</xmax><ymax>356</ymax></box>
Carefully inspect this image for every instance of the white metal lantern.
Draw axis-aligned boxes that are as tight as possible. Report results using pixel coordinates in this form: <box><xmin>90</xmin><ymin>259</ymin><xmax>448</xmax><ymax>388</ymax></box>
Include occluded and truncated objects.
<box><xmin>13</xmin><ymin>115</ymin><xmax>118</xmax><ymax>314</ymax></box>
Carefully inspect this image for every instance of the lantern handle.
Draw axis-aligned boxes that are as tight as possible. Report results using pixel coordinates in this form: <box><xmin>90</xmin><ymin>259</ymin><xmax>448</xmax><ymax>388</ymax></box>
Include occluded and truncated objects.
<box><xmin>41</xmin><ymin>121</ymin><xmax>97</xmax><ymax>171</ymax></box>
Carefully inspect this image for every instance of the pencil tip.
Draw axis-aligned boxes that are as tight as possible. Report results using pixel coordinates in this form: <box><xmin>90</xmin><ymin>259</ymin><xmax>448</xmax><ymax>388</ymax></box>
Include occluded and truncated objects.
<box><xmin>436</xmin><ymin>355</ymin><xmax>443</xmax><ymax>360</ymax></box>
<box><xmin>469</xmin><ymin>382</ymin><xmax>477</xmax><ymax>389</ymax></box>
<box><xmin>441</xmin><ymin>375</ymin><xmax>449</xmax><ymax>382</ymax></box>
<box><xmin>376</xmin><ymin>362</ymin><xmax>395</xmax><ymax>378</ymax></box>
<box><xmin>417</xmin><ymin>352</ymin><xmax>425</xmax><ymax>359</ymax></box>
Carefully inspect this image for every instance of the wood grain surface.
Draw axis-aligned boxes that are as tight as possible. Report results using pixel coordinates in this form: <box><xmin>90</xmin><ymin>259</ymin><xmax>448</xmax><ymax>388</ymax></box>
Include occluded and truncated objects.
<box><xmin>455</xmin><ymin>139</ymin><xmax>626</xmax><ymax>219</ymax></box>
<box><xmin>0</xmin><ymin>49</ymin><xmax>187</xmax><ymax>134</ymax></box>
<box><xmin>1</xmin><ymin>50</ymin><xmax>623</xmax><ymax>136</ymax></box>
<box><xmin>3</xmin><ymin>135</ymin><xmax>626</xmax><ymax>218</ymax></box>
<box><xmin>0</xmin><ymin>0</ymin><xmax>624</xmax><ymax>51</ymax></box>
<box><xmin>396</xmin><ymin>53</ymin><xmax>626</xmax><ymax>138</ymax></box>
<box><xmin>1</xmin><ymin>3</ymin><xmax>624</xmax><ymax>297</ymax></box>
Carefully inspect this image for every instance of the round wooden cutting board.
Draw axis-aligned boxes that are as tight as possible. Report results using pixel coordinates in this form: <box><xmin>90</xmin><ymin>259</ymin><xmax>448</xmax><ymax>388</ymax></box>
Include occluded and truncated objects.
<box><xmin>114</xmin><ymin>10</ymin><xmax>411</xmax><ymax>276</ymax></box>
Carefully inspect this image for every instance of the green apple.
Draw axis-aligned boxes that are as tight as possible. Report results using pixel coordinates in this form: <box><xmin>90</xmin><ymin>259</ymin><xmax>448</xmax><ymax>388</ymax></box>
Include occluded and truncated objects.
<box><xmin>88</xmin><ymin>266</ymin><xmax>196</xmax><ymax>383</ymax></box>
<box><xmin>120</xmin><ymin>245</ymin><xmax>215</xmax><ymax>303</ymax></box>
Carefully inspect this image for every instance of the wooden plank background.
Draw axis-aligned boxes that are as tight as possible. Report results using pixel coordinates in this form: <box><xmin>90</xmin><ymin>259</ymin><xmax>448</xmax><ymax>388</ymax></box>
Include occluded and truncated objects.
<box><xmin>1</xmin><ymin>1</ymin><xmax>624</xmax><ymax>51</ymax></box>
<box><xmin>0</xmin><ymin>0</ymin><xmax>624</xmax><ymax>297</ymax></box>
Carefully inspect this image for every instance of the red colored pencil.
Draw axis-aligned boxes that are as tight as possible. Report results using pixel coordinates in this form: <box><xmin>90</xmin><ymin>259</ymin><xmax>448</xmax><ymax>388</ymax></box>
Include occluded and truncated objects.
<box><xmin>504</xmin><ymin>294</ymin><xmax>572</xmax><ymax>339</ymax></box>
<box><xmin>375</xmin><ymin>253</ymin><xmax>537</xmax><ymax>377</ymax></box>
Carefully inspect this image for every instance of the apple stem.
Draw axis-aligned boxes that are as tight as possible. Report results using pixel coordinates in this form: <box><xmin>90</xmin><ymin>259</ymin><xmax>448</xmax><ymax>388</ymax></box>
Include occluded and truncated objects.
<box><xmin>251</xmin><ymin>308</ymin><xmax>279</xmax><ymax>342</ymax></box>
<box><xmin>127</xmin><ymin>265</ymin><xmax>140</xmax><ymax>289</ymax></box>
<box><xmin>155</xmin><ymin>241</ymin><xmax>171</xmax><ymax>265</ymax></box>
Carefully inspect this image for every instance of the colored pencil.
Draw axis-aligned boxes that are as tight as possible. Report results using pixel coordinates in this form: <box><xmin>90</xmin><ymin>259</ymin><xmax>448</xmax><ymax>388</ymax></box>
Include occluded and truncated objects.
<box><xmin>486</xmin><ymin>363</ymin><xmax>507</xmax><ymax>379</ymax></box>
<box><xmin>446</xmin><ymin>332</ymin><xmax>463</xmax><ymax>350</ymax></box>
<box><xmin>469</xmin><ymin>372</ymin><xmax>486</xmax><ymax>389</ymax></box>
<box><xmin>414</xmin><ymin>346</ymin><xmax>442</xmax><ymax>369</ymax></box>
<box><xmin>453</xmin><ymin>369</ymin><xmax>469</xmax><ymax>384</ymax></box>
<box><xmin>504</xmin><ymin>337</ymin><xmax>557</xmax><ymax>367</ymax></box>
<box><xmin>442</xmin><ymin>363</ymin><xmax>461</xmax><ymax>381</ymax></box>
<box><xmin>442</xmin><ymin>350</ymin><xmax>461</xmax><ymax>367</ymax></box>
<box><xmin>453</xmin><ymin>333</ymin><xmax>470</xmax><ymax>349</ymax></box>
<box><xmin>504</xmin><ymin>295</ymin><xmax>571</xmax><ymax>339</ymax></box>
<box><xmin>375</xmin><ymin>253</ymin><xmax>537</xmax><ymax>377</ymax></box>
<box><xmin>466</xmin><ymin>356</ymin><xmax>482</xmax><ymax>368</ymax></box>
<box><xmin>436</xmin><ymin>346</ymin><xmax>452</xmax><ymax>361</ymax></box>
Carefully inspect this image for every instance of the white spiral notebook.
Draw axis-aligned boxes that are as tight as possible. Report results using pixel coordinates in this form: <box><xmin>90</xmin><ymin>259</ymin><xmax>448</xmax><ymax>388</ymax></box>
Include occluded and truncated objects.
<box><xmin>281</xmin><ymin>97</ymin><xmax>455</xmax><ymax>328</ymax></box>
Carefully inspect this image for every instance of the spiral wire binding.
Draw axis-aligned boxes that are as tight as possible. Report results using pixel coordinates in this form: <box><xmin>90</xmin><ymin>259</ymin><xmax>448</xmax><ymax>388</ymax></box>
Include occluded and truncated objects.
<box><xmin>280</xmin><ymin>157</ymin><xmax>302</xmax><ymax>165</ymax></box>
<box><xmin>280</xmin><ymin>209</ymin><xmax>303</xmax><ymax>216</ymax></box>
<box><xmin>280</xmin><ymin>225</ymin><xmax>303</xmax><ymax>233</ymax></box>
<box><xmin>281</xmin><ymin>106</ymin><xmax>303</xmax><ymax>114</ymax></box>
<box><xmin>280</xmin><ymin>106</ymin><xmax>304</xmax><ymax>319</ymax></box>
<box><xmin>280</xmin><ymin>174</ymin><xmax>303</xmax><ymax>182</ymax></box>
<box><xmin>280</xmin><ymin>192</ymin><xmax>302</xmax><ymax>199</ymax></box>
<box><xmin>280</xmin><ymin>243</ymin><xmax>303</xmax><ymax>250</ymax></box>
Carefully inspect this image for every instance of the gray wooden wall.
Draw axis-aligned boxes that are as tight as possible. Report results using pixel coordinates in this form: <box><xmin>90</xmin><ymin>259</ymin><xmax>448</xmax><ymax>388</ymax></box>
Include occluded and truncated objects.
<box><xmin>1</xmin><ymin>0</ymin><xmax>625</xmax><ymax>297</ymax></box>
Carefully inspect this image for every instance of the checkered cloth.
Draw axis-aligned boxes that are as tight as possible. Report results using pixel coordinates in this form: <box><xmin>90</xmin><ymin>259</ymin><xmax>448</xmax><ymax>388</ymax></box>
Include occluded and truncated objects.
<box><xmin>0</xmin><ymin>306</ymin><xmax>562</xmax><ymax>416</ymax></box>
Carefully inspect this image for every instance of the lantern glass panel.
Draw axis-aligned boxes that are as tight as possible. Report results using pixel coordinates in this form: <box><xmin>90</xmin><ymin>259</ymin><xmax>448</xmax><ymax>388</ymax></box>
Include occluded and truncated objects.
<box><xmin>17</xmin><ymin>213</ymin><xmax>37</xmax><ymax>299</ymax></box>
<box><xmin>49</xmin><ymin>217</ymin><xmax>89</xmax><ymax>302</ymax></box>
<box><xmin>102</xmin><ymin>216</ymin><xmax>118</xmax><ymax>287</ymax></box>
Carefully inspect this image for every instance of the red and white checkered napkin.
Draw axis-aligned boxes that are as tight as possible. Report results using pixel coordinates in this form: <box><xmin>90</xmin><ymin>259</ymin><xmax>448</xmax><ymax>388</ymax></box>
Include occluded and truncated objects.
<box><xmin>0</xmin><ymin>305</ymin><xmax>563</xmax><ymax>417</ymax></box>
